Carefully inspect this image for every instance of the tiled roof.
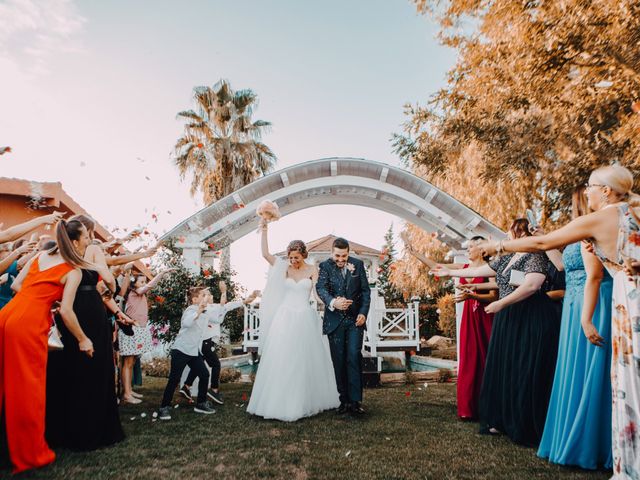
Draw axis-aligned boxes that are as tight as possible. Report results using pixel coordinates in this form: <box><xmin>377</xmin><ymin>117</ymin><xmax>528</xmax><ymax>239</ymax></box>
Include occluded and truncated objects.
<box><xmin>277</xmin><ymin>234</ymin><xmax>381</xmax><ymax>256</ymax></box>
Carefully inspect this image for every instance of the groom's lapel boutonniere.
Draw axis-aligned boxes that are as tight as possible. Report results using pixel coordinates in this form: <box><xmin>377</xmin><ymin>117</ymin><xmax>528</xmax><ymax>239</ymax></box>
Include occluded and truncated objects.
<box><xmin>345</xmin><ymin>262</ymin><xmax>355</xmax><ymax>289</ymax></box>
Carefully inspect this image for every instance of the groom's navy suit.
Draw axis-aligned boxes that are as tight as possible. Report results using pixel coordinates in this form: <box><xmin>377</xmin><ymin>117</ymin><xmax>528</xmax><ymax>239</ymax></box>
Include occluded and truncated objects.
<box><xmin>316</xmin><ymin>257</ymin><xmax>371</xmax><ymax>405</ymax></box>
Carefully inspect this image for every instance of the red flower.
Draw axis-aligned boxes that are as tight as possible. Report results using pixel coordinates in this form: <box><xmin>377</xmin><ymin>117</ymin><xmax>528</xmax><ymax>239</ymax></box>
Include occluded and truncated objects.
<box><xmin>629</xmin><ymin>232</ymin><xmax>640</xmax><ymax>246</ymax></box>
<box><xmin>197</xmin><ymin>143</ymin><xmax>204</xmax><ymax>148</ymax></box>
<box><xmin>434</xmin><ymin>276</ymin><xmax>440</xmax><ymax>281</ymax></box>
<box><xmin>405</xmin><ymin>391</ymin><xmax>411</xmax><ymax>397</ymax></box>
<box><xmin>207</xmin><ymin>242</ymin><xmax>216</xmax><ymax>250</ymax></box>
<box><xmin>241</xmin><ymin>393</ymin><xmax>248</xmax><ymax>401</ymax></box>
<box><xmin>203</xmin><ymin>269</ymin><xmax>211</xmax><ymax>277</ymax></box>
<box><xmin>155</xmin><ymin>295</ymin><xmax>165</xmax><ymax>304</ymax></box>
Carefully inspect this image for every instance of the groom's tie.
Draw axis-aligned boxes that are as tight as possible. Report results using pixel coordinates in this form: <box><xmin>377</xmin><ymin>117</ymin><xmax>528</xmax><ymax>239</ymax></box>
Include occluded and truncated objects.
<box><xmin>341</xmin><ymin>266</ymin><xmax>346</xmax><ymax>279</ymax></box>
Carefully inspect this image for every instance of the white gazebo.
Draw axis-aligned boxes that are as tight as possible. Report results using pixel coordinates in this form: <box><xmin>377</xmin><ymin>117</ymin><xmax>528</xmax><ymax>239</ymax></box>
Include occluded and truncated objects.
<box><xmin>160</xmin><ymin>157</ymin><xmax>505</xmax><ymax>357</ymax></box>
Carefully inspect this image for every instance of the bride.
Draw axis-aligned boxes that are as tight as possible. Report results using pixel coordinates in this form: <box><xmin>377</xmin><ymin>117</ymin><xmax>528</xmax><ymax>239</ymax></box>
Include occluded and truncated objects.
<box><xmin>246</xmin><ymin>220</ymin><xmax>340</xmax><ymax>421</ymax></box>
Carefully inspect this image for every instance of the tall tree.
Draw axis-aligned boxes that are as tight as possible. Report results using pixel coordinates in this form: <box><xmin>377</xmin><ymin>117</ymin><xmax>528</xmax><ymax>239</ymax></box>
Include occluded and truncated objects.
<box><xmin>173</xmin><ymin>80</ymin><xmax>277</xmax><ymax>269</ymax></box>
<box><xmin>376</xmin><ymin>224</ymin><xmax>404</xmax><ymax>306</ymax></box>
<box><xmin>396</xmin><ymin>0</ymin><xmax>640</xmax><ymax>226</ymax></box>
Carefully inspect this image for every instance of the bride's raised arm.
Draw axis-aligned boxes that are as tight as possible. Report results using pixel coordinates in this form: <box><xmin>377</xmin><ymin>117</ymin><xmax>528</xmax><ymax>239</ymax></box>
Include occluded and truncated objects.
<box><xmin>260</xmin><ymin>220</ymin><xmax>276</xmax><ymax>266</ymax></box>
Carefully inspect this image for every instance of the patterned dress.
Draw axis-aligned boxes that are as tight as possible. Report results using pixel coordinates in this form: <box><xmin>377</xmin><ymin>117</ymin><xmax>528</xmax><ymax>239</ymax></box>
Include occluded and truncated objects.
<box><xmin>592</xmin><ymin>203</ymin><xmax>640</xmax><ymax>479</ymax></box>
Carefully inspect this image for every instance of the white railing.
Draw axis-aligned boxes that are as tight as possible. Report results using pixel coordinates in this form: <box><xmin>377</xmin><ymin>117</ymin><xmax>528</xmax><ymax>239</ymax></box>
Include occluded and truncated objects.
<box><xmin>364</xmin><ymin>301</ymin><xmax>420</xmax><ymax>357</ymax></box>
<box><xmin>242</xmin><ymin>299</ymin><xmax>420</xmax><ymax>356</ymax></box>
<box><xmin>243</xmin><ymin>304</ymin><xmax>261</xmax><ymax>352</ymax></box>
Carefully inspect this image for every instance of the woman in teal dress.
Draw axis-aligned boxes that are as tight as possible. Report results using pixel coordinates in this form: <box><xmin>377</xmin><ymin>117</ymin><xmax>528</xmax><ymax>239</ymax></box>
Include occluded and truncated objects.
<box><xmin>537</xmin><ymin>241</ymin><xmax>613</xmax><ymax>469</ymax></box>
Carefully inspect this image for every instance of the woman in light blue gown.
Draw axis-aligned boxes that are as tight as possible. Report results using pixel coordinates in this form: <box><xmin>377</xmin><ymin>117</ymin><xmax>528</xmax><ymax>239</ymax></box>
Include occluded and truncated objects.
<box><xmin>537</xmin><ymin>240</ymin><xmax>613</xmax><ymax>469</ymax></box>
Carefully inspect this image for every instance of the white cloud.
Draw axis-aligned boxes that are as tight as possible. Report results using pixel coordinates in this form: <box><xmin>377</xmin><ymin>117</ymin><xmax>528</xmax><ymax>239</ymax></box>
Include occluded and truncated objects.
<box><xmin>0</xmin><ymin>0</ymin><xmax>85</xmax><ymax>75</ymax></box>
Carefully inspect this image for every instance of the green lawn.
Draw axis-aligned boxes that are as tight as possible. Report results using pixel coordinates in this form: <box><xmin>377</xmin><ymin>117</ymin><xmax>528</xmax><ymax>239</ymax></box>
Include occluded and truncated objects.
<box><xmin>9</xmin><ymin>377</ymin><xmax>610</xmax><ymax>480</ymax></box>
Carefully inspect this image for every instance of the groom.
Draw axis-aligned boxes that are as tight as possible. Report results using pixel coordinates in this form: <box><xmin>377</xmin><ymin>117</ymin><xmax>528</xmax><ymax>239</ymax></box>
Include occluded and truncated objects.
<box><xmin>316</xmin><ymin>237</ymin><xmax>371</xmax><ymax>415</ymax></box>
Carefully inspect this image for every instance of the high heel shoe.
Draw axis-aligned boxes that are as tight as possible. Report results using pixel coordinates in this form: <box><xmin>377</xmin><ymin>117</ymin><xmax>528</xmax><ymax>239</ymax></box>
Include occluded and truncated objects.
<box><xmin>122</xmin><ymin>395</ymin><xmax>142</xmax><ymax>405</ymax></box>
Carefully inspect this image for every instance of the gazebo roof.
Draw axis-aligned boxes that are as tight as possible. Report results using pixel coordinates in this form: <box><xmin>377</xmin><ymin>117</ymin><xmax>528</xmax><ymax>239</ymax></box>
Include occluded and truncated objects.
<box><xmin>276</xmin><ymin>234</ymin><xmax>381</xmax><ymax>257</ymax></box>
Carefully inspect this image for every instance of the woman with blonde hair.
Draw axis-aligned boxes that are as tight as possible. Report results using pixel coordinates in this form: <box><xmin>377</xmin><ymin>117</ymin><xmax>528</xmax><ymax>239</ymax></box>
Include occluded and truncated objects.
<box><xmin>480</xmin><ymin>164</ymin><xmax>640</xmax><ymax>478</ymax></box>
<box><xmin>538</xmin><ymin>187</ymin><xmax>614</xmax><ymax>469</ymax></box>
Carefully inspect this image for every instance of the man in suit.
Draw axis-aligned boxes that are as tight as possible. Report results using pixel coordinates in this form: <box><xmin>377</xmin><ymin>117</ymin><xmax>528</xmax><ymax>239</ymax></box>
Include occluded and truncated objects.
<box><xmin>316</xmin><ymin>237</ymin><xmax>371</xmax><ymax>415</ymax></box>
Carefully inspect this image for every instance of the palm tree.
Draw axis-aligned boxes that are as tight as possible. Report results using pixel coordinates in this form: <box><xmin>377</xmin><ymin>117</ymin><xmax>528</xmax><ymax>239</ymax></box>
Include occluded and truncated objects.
<box><xmin>174</xmin><ymin>80</ymin><xmax>277</xmax><ymax>270</ymax></box>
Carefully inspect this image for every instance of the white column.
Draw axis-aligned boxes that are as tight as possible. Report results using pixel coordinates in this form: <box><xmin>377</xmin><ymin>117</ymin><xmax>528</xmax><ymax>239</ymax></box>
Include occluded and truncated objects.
<box><xmin>180</xmin><ymin>235</ymin><xmax>205</xmax><ymax>273</ymax></box>
<box><xmin>453</xmin><ymin>253</ymin><xmax>468</xmax><ymax>362</ymax></box>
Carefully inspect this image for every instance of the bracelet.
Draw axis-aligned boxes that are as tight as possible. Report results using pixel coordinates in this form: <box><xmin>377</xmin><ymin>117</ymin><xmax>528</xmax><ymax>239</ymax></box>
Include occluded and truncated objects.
<box><xmin>496</xmin><ymin>240</ymin><xmax>505</xmax><ymax>257</ymax></box>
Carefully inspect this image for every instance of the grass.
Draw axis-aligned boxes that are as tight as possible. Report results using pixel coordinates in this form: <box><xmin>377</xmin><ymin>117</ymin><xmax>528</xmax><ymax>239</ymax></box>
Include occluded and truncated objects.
<box><xmin>7</xmin><ymin>377</ymin><xmax>610</xmax><ymax>480</ymax></box>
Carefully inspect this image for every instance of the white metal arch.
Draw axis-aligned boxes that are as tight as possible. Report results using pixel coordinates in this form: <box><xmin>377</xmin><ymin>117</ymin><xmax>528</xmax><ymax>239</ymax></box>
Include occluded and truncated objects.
<box><xmin>161</xmin><ymin>157</ymin><xmax>504</xmax><ymax>260</ymax></box>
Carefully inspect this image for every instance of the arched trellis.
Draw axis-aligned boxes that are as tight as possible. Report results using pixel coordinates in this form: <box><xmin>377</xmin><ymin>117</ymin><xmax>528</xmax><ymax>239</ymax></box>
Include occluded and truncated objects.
<box><xmin>161</xmin><ymin>157</ymin><xmax>505</xmax><ymax>358</ymax></box>
<box><xmin>161</xmin><ymin>157</ymin><xmax>504</xmax><ymax>268</ymax></box>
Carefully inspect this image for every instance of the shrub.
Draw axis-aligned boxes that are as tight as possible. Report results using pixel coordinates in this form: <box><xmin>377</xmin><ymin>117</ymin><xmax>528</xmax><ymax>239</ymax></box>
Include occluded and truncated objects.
<box><xmin>143</xmin><ymin>357</ymin><xmax>170</xmax><ymax>378</ymax></box>
<box><xmin>436</xmin><ymin>293</ymin><xmax>457</xmax><ymax>340</ymax></box>
<box><xmin>219</xmin><ymin>367</ymin><xmax>242</xmax><ymax>384</ymax></box>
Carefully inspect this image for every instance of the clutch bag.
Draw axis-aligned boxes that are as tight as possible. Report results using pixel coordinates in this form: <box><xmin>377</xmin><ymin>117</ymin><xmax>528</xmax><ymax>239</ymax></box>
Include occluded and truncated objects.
<box><xmin>48</xmin><ymin>324</ymin><xmax>64</xmax><ymax>351</ymax></box>
<box><xmin>508</xmin><ymin>269</ymin><xmax>526</xmax><ymax>287</ymax></box>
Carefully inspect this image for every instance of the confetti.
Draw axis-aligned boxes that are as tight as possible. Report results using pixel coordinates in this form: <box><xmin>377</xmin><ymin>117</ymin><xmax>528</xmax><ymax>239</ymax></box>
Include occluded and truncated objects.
<box><xmin>197</xmin><ymin>143</ymin><xmax>204</xmax><ymax>148</ymax></box>
<box><xmin>0</xmin><ymin>146</ymin><xmax>12</xmax><ymax>155</ymax></box>
<box><xmin>174</xmin><ymin>404</ymin><xmax>179</xmax><ymax>409</ymax></box>
<box><xmin>424</xmin><ymin>383</ymin><xmax>428</xmax><ymax>388</ymax></box>
<box><xmin>152</xmin><ymin>412</ymin><xmax>158</xmax><ymax>418</ymax></box>
<box><xmin>141</xmin><ymin>413</ymin><xmax>147</xmax><ymax>418</ymax></box>
<box><xmin>145</xmin><ymin>176</ymin><xmax>151</xmax><ymax>181</ymax></box>
<box><xmin>137</xmin><ymin>157</ymin><xmax>146</xmax><ymax>163</ymax></box>
<box><xmin>345</xmin><ymin>451</ymin><xmax>352</xmax><ymax>458</ymax></box>
<box><xmin>385</xmin><ymin>437</ymin><xmax>391</xmax><ymax>441</ymax></box>
<box><xmin>130</xmin><ymin>417</ymin><xmax>136</xmax><ymax>421</ymax></box>
<box><xmin>151</xmin><ymin>214</ymin><xmax>158</xmax><ymax>222</ymax></box>
<box><xmin>167</xmin><ymin>210</ymin><xmax>172</xmax><ymax>214</ymax></box>
<box><xmin>80</xmin><ymin>161</ymin><xmax>86</xmax><ymax>167</ymax></box>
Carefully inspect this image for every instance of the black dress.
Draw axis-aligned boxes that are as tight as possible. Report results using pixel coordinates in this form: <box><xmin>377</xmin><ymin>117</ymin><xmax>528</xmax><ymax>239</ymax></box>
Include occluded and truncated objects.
<box><xmin>46</xmin><ymin>269</ymin><xmax>125</xmax><ymax>450</ymax></box>
<box><xmin>478</xmin><ymin>253</ymin><xmax>561</xmax><ymax>447</ymax></box>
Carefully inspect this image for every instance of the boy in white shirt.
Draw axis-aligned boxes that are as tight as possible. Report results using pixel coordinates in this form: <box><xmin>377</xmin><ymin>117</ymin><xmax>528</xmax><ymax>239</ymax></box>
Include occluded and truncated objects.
<box><xmin>180</xmin><ymin>281</ymin><xmax>259</xmax><ymax>405</ymax></box>
<box><xmin>158</xmin><ymin>286</ymin><xmax>218</xmax><ymax>420</ymax></box>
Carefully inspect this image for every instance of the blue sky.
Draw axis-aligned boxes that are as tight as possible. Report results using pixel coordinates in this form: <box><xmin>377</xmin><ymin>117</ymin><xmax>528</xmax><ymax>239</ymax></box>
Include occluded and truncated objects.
<box><xmin>0</xmin><ymin>0</ymin><xmax>454</xmax><ymax>290</ymax></box>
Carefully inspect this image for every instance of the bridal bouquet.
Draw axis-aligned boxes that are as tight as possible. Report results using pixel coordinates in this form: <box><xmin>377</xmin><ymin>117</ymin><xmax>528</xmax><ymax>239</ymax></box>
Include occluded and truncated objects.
<box><xmin>256</xmin><ymin>200</ymin><xmax>281</xmax><ymax>226</ymax></box>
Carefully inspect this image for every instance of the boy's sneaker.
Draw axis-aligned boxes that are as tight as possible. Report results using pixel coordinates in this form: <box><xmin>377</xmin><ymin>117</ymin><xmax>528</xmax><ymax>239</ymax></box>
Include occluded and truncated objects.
<box><xmin>179</xmin><ymin>385</ymin><xmax>192</xmax><ymax>401</ymax></box>
<box><xmin>158</xmin><ymin>406</ymin><xmax>172</xmax><ymax>421</ymax></box>
<box><xmin>193</xmin><ymin>401</ymin><xmax>216</xmax><ymax>415</ymax></box>
<box><xmin>207</xmin><ymin>389</ymin><xmax>224</xmax><ymax>405</ymax></box>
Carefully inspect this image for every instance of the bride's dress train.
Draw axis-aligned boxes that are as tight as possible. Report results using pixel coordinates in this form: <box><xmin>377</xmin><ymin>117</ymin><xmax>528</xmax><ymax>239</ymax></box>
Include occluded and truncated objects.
<box><xmin>247</xmin><ymin>277</ymin><xmax>340</xmax><ymax>421</ymax></box>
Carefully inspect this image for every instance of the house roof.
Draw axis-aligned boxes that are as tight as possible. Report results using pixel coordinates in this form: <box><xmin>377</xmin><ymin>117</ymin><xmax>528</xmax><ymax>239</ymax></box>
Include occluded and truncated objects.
<box><xmin>306</xmin><ymin>235</ymin><xmax>381</xmax><ymax>256</ymax></box>
<box><xmin>0</xmin><ymin>177</ymin><xmax>152</xmax><ymax>277</ymax></box>
<box><xmin>277</xmin><ymin>234</ymin><xmax>381</xmax><ymax>256</ymax></box>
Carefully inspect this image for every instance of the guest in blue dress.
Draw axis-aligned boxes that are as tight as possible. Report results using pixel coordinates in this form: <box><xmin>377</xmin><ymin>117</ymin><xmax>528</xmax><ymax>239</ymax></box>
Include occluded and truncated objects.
<box><xmin>537</xmin><ymin>241</ymin><xmax>613</xmax><ymax>469</ymax></box>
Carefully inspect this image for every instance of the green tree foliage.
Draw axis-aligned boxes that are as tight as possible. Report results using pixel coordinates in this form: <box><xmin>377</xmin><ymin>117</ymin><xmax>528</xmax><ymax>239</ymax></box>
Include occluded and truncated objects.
<box><xmin>147</xmin><ymin>246</ymin><xmax>245</xmax><ymax>345</ymax></box>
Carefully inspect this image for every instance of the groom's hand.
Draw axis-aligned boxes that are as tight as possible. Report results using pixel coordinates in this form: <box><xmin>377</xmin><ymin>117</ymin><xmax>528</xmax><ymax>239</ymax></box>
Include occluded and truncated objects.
<box><xmin>333</xmin><ymin>297</ymin><xmax>353</xmax><ymax>310</ymax></box>
<box><xmin>356</xmin><ymin>314</ymin><xmax>366</xmax><ymax>327</ymax></box>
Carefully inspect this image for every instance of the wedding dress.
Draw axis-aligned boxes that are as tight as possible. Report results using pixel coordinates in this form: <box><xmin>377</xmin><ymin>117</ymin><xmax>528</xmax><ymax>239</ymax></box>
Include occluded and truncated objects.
<box><xmin>247</xmin><ymin>259</ymin><xmax>340</xmax><ymax>421</ymax></box>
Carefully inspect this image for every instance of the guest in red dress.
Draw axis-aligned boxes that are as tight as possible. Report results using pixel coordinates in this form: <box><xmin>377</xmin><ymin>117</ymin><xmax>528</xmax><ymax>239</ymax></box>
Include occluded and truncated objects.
<box><xmin>404</xmin><ymin>234</ymin><xmax>497</xmax><ymax>419</ymax></box>
<box><xmin>0</xmin><ymin>219</ymin><xmax>95</xmax><ymax>474</ymax></box>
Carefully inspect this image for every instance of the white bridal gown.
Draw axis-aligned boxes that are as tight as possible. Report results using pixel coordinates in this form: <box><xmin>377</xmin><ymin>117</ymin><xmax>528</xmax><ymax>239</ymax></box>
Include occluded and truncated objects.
<box><xmin>247</xmin><ymin>276</ymin><xmax>340</xmax><ymax>421</ymax></box>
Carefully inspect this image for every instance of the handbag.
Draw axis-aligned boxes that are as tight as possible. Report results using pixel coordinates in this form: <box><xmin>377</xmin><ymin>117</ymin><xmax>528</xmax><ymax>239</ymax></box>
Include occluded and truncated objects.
<box><xmin>48</xmin><ymin>324</ymin><xmax>64</xmax><ymax>351</ymax></box>
<box><xmin>508</xmin><ymin>269</ymin><xmax>526</xmax><ymax>287</ymax></box>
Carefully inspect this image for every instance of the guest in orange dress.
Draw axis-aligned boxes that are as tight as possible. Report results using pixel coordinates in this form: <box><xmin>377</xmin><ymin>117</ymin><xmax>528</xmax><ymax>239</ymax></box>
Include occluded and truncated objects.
<box><xmin>0</xmin><ymin>219</ymin><xmax>95</xmax><ymax>474</ymax></box>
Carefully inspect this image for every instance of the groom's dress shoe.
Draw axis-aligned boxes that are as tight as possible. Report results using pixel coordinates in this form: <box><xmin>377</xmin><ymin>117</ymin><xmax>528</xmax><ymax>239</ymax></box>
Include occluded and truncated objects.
<box><xmin>337</xmin><ymin>403</ymin><xmax>349</xmax><ymax>415</ymax></box>
<box><xmin>350</xmin><ymin>402</ymin><xmax>365</xmax><ymax>415</ymax></box>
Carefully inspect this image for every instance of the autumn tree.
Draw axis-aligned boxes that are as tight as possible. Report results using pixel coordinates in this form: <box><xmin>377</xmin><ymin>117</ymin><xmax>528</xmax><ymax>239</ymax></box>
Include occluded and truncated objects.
<box><xmin>397</xmin><ymin>0</ymin><xmax>640</xmax><ymax>226</ymax></box>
